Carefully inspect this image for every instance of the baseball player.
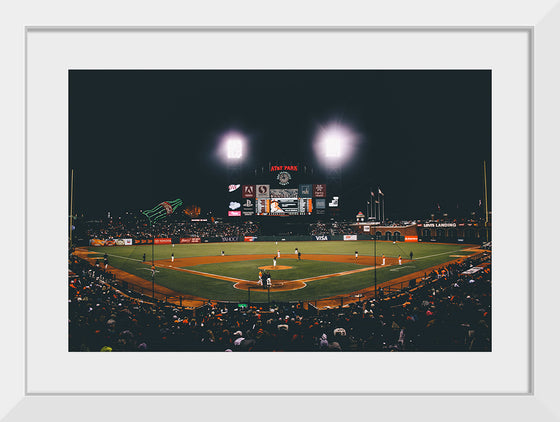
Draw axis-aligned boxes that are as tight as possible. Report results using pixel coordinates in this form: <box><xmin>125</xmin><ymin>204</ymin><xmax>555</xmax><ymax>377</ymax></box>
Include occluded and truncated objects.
<box><xmin>221</xmin><ymin>250</ymin><xmax>225</xmax><ymax>256</ymax></box>
<box><xmin>355</xmin><ymin>250</ymin><xmax>358</xmax><ymax>261</ymax></box>
<box><xmin>295</xmin><ymin>247</ymin><xmax>298</xmax><ymax>255</ymax></box>
<box><xmin>142</xmin><ymin>253</ymin><xmax>146</xmax><ymax>262</ymax></box>
<box><xmin>171</xmin><ymin>253</ymin><xmax>174</xmax><ymax>263</ymax></box>
<box><xmin>398</xmin><ymin>255</ymin><xmax>402</xmax><ymax>265</ymax></box>
<box><xmin>277</xmin><ymin>249</ymin><xmax>281</xmax><ymax>258</ymax></box>
<box><xmin>273</xmin><ymin>256</ymin><xmax>277</xmax><ymax>267</ymax></box>
<box><xmin>382</xmin><ymin>254</ymin><xmax>386</xmax><ymax>265</ymax></box>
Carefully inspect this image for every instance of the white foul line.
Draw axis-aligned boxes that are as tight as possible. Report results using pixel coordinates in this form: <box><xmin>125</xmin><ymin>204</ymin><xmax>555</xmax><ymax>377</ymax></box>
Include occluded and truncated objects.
<box><xmin>414</xmin><ymin>248</ymin><xmax>476</xmax><ymax>260</ymax></box>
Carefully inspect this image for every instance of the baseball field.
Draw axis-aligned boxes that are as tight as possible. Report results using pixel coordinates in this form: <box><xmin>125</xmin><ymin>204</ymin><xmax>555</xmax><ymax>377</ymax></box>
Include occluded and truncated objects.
<box><xmin>76</xmin><ymin>240</ymin><xmax>482</xmax><ymax>304</ymax></box>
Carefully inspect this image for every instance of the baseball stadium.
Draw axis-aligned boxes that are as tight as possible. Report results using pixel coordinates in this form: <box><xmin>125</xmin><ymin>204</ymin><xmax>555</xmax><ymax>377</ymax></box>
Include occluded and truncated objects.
<box><xmin>68</xmin><ymin>69</ymin><xmax>491</xmax><ymax>352</ymax></box>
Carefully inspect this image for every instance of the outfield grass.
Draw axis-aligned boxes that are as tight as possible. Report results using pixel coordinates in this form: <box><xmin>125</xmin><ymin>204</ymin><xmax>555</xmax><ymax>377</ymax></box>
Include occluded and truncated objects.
<box><xmin>85</xmin><ymin>240</ymin><xmax>478</xmax><ymax>301</ymax></box>
<box><xmin>88</xmin><ymin>240</ymin><xmax>473</xmax><ymax>260</ymax></box>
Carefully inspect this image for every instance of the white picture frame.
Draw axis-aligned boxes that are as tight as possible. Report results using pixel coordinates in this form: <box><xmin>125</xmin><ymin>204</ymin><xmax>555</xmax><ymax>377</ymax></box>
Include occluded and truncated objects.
<box><xmin>3</xmin><ymin>0</ymin><xmax>559</xmax><ymax>420</ymax></box>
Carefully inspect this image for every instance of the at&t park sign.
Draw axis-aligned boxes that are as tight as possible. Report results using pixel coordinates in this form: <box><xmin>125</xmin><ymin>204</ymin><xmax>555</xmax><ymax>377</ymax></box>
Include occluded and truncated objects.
<box><xmin>270</xmin><ymin>165</ymin><xmax>298</xmax><ymax>172</ymax></box>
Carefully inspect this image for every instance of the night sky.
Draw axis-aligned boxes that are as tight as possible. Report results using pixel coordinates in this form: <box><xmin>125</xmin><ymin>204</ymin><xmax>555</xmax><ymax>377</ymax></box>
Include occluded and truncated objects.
<box><xmin>69</xmin><ymin>70</ymin><xmax>491</xmax><ymax>220</ymax></box>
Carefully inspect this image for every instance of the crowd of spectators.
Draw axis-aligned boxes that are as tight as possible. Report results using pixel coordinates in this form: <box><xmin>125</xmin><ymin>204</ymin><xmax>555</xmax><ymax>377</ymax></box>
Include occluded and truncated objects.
<box><xmin>184</xmin><ymin>221</ymin><xmax>259</xmax><ymax>238</ymax></box>
<box><xmin>309</xmin><ymin>221</ymin><xmax>359</xmax><ymax>236</ymax></box>
<box><xmin>85</xmin><ymin>217</ymin><xmax>260</xmax><ymax>240</ymax></box>
<box><xmin>309</xmin><ymin>221</ymin><xmax>330</xmax><ymax>236</ymax></box>
<box><xmin>69</xmin><ymin>253</ymin><xmax>491</xmax><ymax>352</ymax></box>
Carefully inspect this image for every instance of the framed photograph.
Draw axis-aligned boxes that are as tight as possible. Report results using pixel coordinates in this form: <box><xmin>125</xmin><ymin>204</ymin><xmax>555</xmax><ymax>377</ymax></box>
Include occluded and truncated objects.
<box><xmin>3</xmin><ymin>0</ymin><xmax>558</xmax><ymax>420</ymax></box>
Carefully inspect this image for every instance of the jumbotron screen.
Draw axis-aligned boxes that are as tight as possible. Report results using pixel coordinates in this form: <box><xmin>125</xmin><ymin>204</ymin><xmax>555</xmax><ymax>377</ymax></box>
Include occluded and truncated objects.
<box><xmin>256</xmin><ymin>197</ymin><xmax>313</xmax><ymax>216</ymax></box>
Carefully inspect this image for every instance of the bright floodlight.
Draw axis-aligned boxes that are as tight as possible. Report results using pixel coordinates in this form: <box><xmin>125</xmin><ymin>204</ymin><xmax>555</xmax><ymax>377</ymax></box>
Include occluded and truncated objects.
<box><xmin>324</xmin><ymin>135</ymin><xmax>342</xmax><ymax>158</ymax></box>
<box><xmin>314</xmin><ymin>121</ymin><xmax>359</xmax><ymax>166</ymax></box>
<box><xmin>227</xmin><ymin>137</ymin><xmax>243</xmax><ymax>159</ymax></box>
<box><xmin>220</xmin><ymin>130</ymin><xmax>247</xmax><ymax>161</ymax></box>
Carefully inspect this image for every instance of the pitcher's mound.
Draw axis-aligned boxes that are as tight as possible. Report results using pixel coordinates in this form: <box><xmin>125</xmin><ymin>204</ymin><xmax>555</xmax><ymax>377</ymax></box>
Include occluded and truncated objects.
<box><xmin>259</xmin><ymin>265</ymin><xmax>292</xmax><ymax>270</ymax></box>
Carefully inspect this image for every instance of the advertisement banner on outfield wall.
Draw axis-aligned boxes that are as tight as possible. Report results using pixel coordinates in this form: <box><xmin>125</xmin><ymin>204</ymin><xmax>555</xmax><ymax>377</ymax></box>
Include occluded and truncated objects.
<box><xmin>113</xmin><ymin>239</ymin><xmax>133</xmax><ymax>246</ymax></box>
<box><xmin>405</xmin><ymin>236</ymin><xmax>419</xmax><ymax>242</ymax></box>
<box><xmin>89</xmin><ymin>239</ymin><xmax>105</xmax><ymax>246</ymax></box>
<box><xmin>133</xmin><ymin>239</ymin><xmax>153</xmax><ymax>245</ymax></box>
<box><xmin>343</xmin><ymin>235</ymin><xmax>357</xmax><ymax>241</ymax></box>
<box><xmin>313</xmin><ymin>235</ymin><xmax>330</xmax><ymax>241</ymax></box>
<box><xmin>180</xmin><ymin>237</ymin><xmax>201</xmax><ymax>244</ymax></box>
<box><xmin>154</xmin><ymin>238</ymin><xmax>172</xmax><ymax>245</ymax></box>
<box><xmin>222</xmin><ymin>236</ymin><xmax>239</xmax><ymax>242</ymax></box>
<box><xmin>244</xmin><ymin>236</ymin><xmax>257</xmax><ymax>242</ymax></box>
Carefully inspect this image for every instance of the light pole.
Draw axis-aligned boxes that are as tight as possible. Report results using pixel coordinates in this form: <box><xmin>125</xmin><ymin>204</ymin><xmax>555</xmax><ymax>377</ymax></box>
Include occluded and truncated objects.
<box><xmin>313</xmin><ymin>121</ymin><xmax>359</xmax><ymax>214</ymax></box>
<box><xmin>69</xmin><ymin>169</ymin><xmax>74</xmax><ymax>248</ymax></box>
<box><xmin>374</xmin><ymin>233</ymin><xmax>377</xmax><ymax>298</ymax></box>
<box><xmin>151</xmin><ymin>220</ymin><xmax>155</xmax><ymax>298</ymax></box>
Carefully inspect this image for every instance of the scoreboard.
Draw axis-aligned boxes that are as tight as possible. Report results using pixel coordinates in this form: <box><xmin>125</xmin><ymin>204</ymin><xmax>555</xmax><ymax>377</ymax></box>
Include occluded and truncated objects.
<box><xmin>236</xmin><ymin>183</ymin><xmax>323</xmax><ymax>216</ymax></box>
<box><xmin>225</xmin><ymin>164</ymin><xmax>334</xmax><ymax>217</ymax></box>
